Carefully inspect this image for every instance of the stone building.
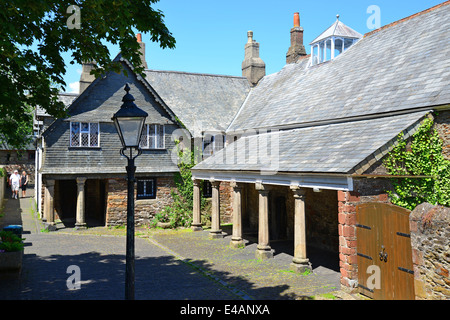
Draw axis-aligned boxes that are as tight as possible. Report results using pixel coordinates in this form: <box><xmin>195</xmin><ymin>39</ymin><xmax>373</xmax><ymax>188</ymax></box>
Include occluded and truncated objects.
<box><xmin>191</xmin><ymin>2</ymin><xmax>450</xmax><ymax>296</ymax></box>
<box><xmin>38</xmin><ymin>35</ymin><xmax>250</xmax><ymax>228</ymax></box>
<box><xmin>36</xmin><ymin>2</ymin><xmax>449</xmax><ymax>299</ymax></box>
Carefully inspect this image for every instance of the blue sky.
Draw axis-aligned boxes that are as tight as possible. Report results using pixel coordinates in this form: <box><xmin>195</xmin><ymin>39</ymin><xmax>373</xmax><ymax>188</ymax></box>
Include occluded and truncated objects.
<box><xmin>63</xmin><ymin>0</ymin><xmax>444</xmax><ymax>93</ymax></box>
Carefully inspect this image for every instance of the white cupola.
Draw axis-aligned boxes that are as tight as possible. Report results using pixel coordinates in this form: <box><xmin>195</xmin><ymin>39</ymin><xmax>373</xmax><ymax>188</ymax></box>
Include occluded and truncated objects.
<box><xmin>310</xmin><ymin>15</ymin><xmax>362</xmax><ymax>65</ymax></box>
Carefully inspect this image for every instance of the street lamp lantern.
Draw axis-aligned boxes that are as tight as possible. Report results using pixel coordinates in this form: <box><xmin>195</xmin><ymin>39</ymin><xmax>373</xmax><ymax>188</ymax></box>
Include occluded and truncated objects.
<box><xmin>112</xmin><ymin>83</ymin><xmax>148</xmax><ymax>300</ymax></box>
<box><xmin>112</xmin><ymin>84</ymin><xmax>148</xmax><ymax>149</ymax></box>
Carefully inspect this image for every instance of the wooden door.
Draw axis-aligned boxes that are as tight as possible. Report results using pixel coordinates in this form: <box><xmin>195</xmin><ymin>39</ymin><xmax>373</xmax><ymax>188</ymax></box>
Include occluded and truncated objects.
<box><xmin>356</xmin><ymin>203</ymin><xmax>414</xmax><ymax>300</ymax></box>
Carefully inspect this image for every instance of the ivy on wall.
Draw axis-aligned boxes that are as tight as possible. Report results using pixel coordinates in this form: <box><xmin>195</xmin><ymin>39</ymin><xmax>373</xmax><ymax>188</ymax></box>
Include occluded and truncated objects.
<box><xmin>151</xmin><ymin>142</ymin><xmax>206</xmax><ymax>228</ymax></box>
<box><xmin>383</xmin><ymin>116</ymin><xmax>450</xmax><ymax>210</ymax></box>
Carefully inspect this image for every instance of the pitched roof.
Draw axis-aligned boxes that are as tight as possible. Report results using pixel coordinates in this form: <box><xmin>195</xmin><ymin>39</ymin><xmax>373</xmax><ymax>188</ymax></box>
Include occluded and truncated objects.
<box><xmin>144</xmin><ymin>70</ymin><xmax>250</xmax><ymax>136</ymax></box>
<box><xmin>193</xmin><ymin>111</ymin><xmax>430</xmax><ymax>174</ymax></box>
<box><xmin>35</xmin><ymin>93</ymin><xmax>78</xmax><ymax>118</ymax></box>
<box><xmin>0</xmin><ymin>137</ymin><xmax>35</xmax><ymax>151</ymax></box>
<box><xmin>310</xmin><ymin>18</ymin><xmax>362</xmax><ymax>44</ymax></box>
<box><xmin>40</xmin><ymin>58</ymin><xmax>180</xmax><ymax>176</ymax></box>
<box><xmin>228</xmin><ymin>2</ymin><xmax>450</xmax><ymax>132</ymax></box>
<box><xmin>47</xmin><ymin>56</ymin><xmax>178</xmax><ymax>126</ymax></box>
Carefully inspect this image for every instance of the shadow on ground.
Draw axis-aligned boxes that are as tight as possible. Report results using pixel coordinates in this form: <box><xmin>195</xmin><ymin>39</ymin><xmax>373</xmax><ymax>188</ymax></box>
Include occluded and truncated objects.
<box><xmin>0</xmin><ymin>247</ymin><xmax>301</xmax><ymax>300</ymax></box>
<box><xmin>0</xmin><ymin>188</ymin><xmax>340</xmax><ymax>301</ymax></box>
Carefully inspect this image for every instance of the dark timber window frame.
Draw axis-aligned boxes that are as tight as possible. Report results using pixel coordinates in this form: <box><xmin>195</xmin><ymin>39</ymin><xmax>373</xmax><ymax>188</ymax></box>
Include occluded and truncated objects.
<box><xmin>136</xmin><ymin>178</ymin><xmax>157</xmax><ymax>200</ymax></box>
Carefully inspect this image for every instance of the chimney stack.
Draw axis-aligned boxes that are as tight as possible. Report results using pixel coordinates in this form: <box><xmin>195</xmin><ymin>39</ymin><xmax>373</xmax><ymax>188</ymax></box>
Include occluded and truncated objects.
<box><xmin>241</xmin><ymin>31</ymin><xmax>266</xmax><ymax>86</ymax></box>
<box><xmin>136</xmin><ymin>33</ymin><xmax>148</xmax><ymax>69</ymax></box>
<box><xmin>286</xmin><ymin>12</ymin><xmax>306</xmax><ymax>64</ymax></box>
<box><xmin>79</xmin><ymin>61</ymin><xmax>96</xmax><ymax>94</ymax></box>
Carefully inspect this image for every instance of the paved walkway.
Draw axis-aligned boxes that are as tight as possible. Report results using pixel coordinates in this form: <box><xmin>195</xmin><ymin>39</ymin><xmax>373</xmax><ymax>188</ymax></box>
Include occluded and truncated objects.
<box><xmin>0</xmin><ymin>187</ymin><xmax>358</xmax><ymax>301</ymax></box>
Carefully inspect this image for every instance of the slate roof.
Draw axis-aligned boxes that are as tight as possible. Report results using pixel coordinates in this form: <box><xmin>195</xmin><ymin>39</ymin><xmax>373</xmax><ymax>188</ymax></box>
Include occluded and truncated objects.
<box><xmin>40</xmin><ymin>60</ymin><xmax>180</xmax><ymax>176</ymax></box>
<box><xmin>35</xmin><ymin>93</ymin><xmax>78</xmax><ymax>118</ymax></box>
<box><xmin>0</xmin><ymin>138</ymin><xmax>35</xmax><ymax>151</ymax></box>
<box><xmin>194</xmin><ymin>2</ymin><xmax>450</xmax><ymax>175</ymax></box>
<box><xmin>310</xmin><ymin>18</ymin><xmax>362</xmax><ymax>44</ymax></box>
<box><xmin>144</xmin><ymin>70</ymin><xmax>251</xmax><ymax>136</ymax></box>
<box><xmin>193</xmin><ymin>111</ymin><xmax>430</xmax><ymax>174</ymax></box>
<box><xmin>228</xmin><ymin>3</ymin><xmax>450</xmax><ymax>132</ymax></box>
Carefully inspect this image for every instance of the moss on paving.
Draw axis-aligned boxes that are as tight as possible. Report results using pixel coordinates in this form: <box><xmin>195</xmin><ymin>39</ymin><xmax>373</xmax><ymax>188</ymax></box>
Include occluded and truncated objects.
<box><xmin>54</xmin><ymin>225</ymin><xmax>350</xmax><ymax>300</ymax></box>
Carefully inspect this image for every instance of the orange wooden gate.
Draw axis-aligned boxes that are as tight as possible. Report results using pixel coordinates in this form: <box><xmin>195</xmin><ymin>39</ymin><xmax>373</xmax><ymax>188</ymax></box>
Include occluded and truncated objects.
<box><xmin>356</xmin><ymin>203</ymin><xmax>415</xmax><ymax>300</ymax></box>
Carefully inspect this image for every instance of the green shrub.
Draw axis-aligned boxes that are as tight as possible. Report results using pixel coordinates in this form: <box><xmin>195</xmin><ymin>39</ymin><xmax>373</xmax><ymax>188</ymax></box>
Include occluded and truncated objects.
<box><xmin>150</xmin><ymin>142</ymin><xmax>206</xmax><ymax>229</ymax></box>
<box><xmin>0</xmin><ymin>230</ymin><xmax>25</xmax><ymax>252</ymax></box>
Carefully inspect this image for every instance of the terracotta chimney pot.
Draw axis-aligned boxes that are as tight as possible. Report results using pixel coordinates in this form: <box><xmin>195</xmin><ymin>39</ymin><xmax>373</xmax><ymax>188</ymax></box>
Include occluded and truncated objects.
<box><xmin>286</xmin><ymin>12</ymin><xmax>306</xmax><ymax>64</ymax></box>
<box><xmin>294</xmin><ymin>12</ymin><xmax>300</xmax><ymax>27</ymax></box>
<box><xmin>136</xmin><ymin>33</ymin><xmax>142</xmax><ymax>43</ymax></box>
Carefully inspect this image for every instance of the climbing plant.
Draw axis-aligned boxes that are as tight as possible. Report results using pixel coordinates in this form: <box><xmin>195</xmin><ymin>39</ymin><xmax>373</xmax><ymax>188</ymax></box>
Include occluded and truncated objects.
<box><xmin>383</xmin><ymin>116</ymin><xmax>450</xmax><ymax>210</ymax></box>
<box><xmin>151</xmin><ymin>142</ymin><xmax>206</xmax><ymax>228</ymax></box>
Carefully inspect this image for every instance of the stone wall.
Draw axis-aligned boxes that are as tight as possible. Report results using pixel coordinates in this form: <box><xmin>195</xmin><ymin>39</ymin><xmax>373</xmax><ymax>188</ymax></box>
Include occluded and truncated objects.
<box><xmin>305</xmin><ymin>188</ymin><xmax>339</xmax><ymax>252</ymax></box>
<box><xmin>0</xmin><ymin>150</ymin><xmax>35</xmax><ymax>185</ymax></box>
<box><xmin>409</xmin><ymin>203</ymin><xmax>450</xmax><ymax>299</ymax></box>
<box><xmin>198</xmin><ymin>181</ymin><xmax>234</xmax><ymax>226</ymax></box>
<box><xmin>338</xmin><ymin>178</ymin><xmax>393</xmax><ymax>289</ymax></box>
<box><xmin>219</xmin><ymin>181</ymin><xmax>233</xmax><ymax>224</ymax></box>
<box><xmin>105</xmin><ymin>175</ymin><xmax>176</xmax><ymax>226</ymax></box>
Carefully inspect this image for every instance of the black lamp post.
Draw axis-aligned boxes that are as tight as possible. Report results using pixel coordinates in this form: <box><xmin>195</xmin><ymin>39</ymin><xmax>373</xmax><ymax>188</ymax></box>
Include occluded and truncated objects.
<box><xmin>112</xmin><ymin>84</ymin><xmax>148</xmax><ymax>300</ymax></box>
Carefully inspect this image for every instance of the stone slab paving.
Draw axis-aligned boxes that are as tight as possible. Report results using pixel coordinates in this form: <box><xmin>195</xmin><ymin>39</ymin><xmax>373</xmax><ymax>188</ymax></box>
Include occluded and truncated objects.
<box><xmin>0</xmin><ymin>187</ymin><xmax>357</xmax><ymax>301</ymax></box>
<box><xmin>0</xmin><ymin>188</ymin><xmax>237</xmax><ymax>300</ymax></box>
<box><xmin>148</xmin><ymin>228</ymin><xmax>342</xmax><ymax>300</ymax></box>
<box><xmin>1</xmin><ymin>232</ymin><xmax>239</xmax><ymax>300</ymax></box>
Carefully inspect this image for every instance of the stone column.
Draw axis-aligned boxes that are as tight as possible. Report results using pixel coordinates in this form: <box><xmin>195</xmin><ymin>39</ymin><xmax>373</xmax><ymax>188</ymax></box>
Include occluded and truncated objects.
<box><xmin>44</xmin><ymin>180</ymin><xmax>56</xmax><ymax>230</ymax></box>
<box><xmin>290</xmin><ymin>186</ymin><xmax>311</xmax><ymax>272</ymax></box>
<box><xmin>191</xmin><ymin>179</ymin><xmax>203</xmax><ymax>231</ymax></box>
<box><xmin>230</xmin><ymin>181</ymin><xmax>244</xmax><ymax>248</ymax></box>
<box><xmin>209</xmin><ymin>180</ymin><xmax>224</xmax><ymax>238</ymax></box>
<box><xmin>75</xmin><ymin>177</ymin><xmax>87</xmax><ymax>229</ymax></box>
<box><xmin>255</xmin><ymin>183</ymin><xmax>273</xmax><ymax>259</ymax></box>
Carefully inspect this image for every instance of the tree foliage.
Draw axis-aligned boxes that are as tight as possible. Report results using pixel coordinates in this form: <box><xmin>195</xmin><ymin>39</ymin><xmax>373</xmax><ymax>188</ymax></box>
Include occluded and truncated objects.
<box><xmin>0</xmin><ymin>0</ymin><xmax>175</xmax><ymax>148</ymax></box>
<box><xmin>383</xmin><ymin>116</ymin><xmax>450</xmax><ymax>210</ymax></box>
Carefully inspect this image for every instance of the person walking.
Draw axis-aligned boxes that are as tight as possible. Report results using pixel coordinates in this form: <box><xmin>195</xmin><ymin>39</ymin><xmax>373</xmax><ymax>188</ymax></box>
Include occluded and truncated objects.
<box><xmin>9</xmin><ymin>170</ymin><xmax>20</xmax><ymax>199</ymax></box>
<box><xmin>20</xmin><ymin>170</ymin><xmax>28</xmax><ymax>198</ymax></box>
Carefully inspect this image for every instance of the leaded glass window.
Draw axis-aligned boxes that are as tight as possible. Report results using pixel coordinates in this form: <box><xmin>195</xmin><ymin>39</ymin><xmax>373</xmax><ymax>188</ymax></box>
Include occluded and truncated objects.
<box><xmin>139</xmin><ymin>124</ymin><xmax>165</xmax><ymax>149</ymax></box>
<box><xmin>70</xmin><ymin>122</ymin><xmax>100</xmax><ymax>147</ymax></box>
